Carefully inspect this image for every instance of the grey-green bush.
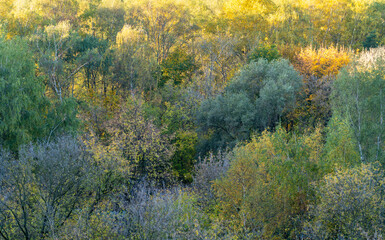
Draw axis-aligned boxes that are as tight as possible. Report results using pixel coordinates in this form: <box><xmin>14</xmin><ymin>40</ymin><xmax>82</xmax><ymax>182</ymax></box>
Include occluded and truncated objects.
<box><xmin>197</xmin><ymin>58</ymin><xmax>302</xmax><ymax>153</ymax></box>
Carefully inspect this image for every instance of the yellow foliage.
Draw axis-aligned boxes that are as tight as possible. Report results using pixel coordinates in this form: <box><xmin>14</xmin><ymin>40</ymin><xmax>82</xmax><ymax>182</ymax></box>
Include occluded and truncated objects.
<box><xmin>44</xmin><ymin>20</ymin><xmax>72</xmax><ymax>39</ymax></box>
<box><xmin>285</xmin><ymin>46</ymin><xmax>351</xmax><ymax>129</ymax></box>
<box><xmin>83</xmin><ymin>130</ymin><xmax>131</xmax><ymax>177</ymax></box>
<box><xmin>214</xmin><ymin>127</ymin><xmax>324</xmax><ymax>237</ymax></box>
<box><xmin>308</xmin><ymin>163</ymin><xmax>385</xmax><ymax>238</ymax></box>
<box><xmin>116</xmin><ymin>24</ymin><xmax>145</xmax><ymax>47</ymax></box>
<box><xmin>223</xmin><ymin>0</ymin><xmax>275</xmax><ymax>18</ymax></box>
<box><xmin>294</xmin><ymin>46</ymin><xmax>351</xmax><ymax>78</ymax></box>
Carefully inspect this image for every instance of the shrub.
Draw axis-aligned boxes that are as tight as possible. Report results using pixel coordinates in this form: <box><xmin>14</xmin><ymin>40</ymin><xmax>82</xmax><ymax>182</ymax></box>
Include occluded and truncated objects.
<box><xmin>304</xmin><ymin>164</ymin><xmax>385</xmax><ymax>239</ymax></box>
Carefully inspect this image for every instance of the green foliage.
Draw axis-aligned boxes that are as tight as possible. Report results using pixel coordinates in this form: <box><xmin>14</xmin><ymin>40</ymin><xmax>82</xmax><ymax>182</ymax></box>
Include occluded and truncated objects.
<box><xmin>0</xmin><ymin>38</ymin><xmax>79</xmax><ymax>151</ymax></box>
<box><xmin>170</xmin><ymin>131</ymin><xmax>197</xmax><ymax>183</ymax></box>
<box><xmin>322</xmin><ymin>114</ymin><xmax>360</xmax><ymax>172</ymax></box>
<box><xmin>107</xmin><ymin>99</ymin><xmax>174</xmax><ymax>184</ymax></box>
<box><xmin>332</xmin><ymin>47</ymin><xmax>385</xmax><ymax>163</ymax></box>
<box><xmin>248</xmin><ymin>43</ymin><xmax>281</xmax><ymax>62</ymax></box>
<box><xmin>159</xmin><ymin>48</ymin><xmax>199</xmax><ymax>87</ymax></box>
<box><xmin>157</xmin><ymin>83</ymin><xmax>201</xmax><ymax>183</ymax></box>
<box><xmin>0</xmin><ymin>38</ymin><xmax>46</xmax><ymax>150</ymax></box>
<box><xmin>363</xmin><ymin>31</ymin><xmax>379</xmax><ymax>49</ymax></box>
<box><xmin>197</xmin><ymin>92</ymin><xmax>255</xmax><ymax>152</ymax></box>
<box><xmin>197</xmin><ymin>59</ymin><xmax>302</xmax><ymax>153</ymax></box>
<box><xmin>93</xmin><ymin>6</ymin><xmax>125</xmax><ymax>42</ymax></box>
<box><xmin>72</xmin><ymin>34</ymin><xmax>111</xmax><ymax>90</ymax></box>
<box><xmin>305</xmin><ymin>163</ymin><xmax>385</xmax><ymax>239</ymax></box>
<box><xmin>214</xmin><ymin>127</ymin><xmax>323</xmax><ymax>238</ymax></box>
<box><xmin>2</xmin><ymin>1</ymin><xmax>385</xmax><ymax>239</ymax></box>
<box><xmin>33</xmin><ymin>22</ymin><xmax>77</xmax><ymax>100</ymax></box>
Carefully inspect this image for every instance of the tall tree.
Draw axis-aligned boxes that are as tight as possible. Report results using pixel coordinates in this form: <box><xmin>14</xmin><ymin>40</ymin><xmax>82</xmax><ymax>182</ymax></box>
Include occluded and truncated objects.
<box><xmin>106</xmin><ymin>99</ymin><xmax>174</xmax><ymax>184</ymax></box>
<box><xmin>332</xmin><ymin>47</ymin><xmax>385</xmax><ymax>163</ymax></box>
<box><xmin>0</xmin><ymin>38</ymin><xmax>79</xmax><ymax>151</ymax></box>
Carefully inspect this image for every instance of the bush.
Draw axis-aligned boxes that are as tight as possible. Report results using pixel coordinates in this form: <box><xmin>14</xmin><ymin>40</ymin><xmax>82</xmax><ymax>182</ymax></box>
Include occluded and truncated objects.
<box><xmin>193</xmin><ymin>150</ymin><xmax>231</xmax><ymax>204</ymax></box>
<box><xmin>304</xmin><ymin>164</ymin><xmax>385</xmax><ymax>239</ymax></box>
<box><xmin>111</xmin><ymin>182</ymin><xmax>209</xmax><ymax>239</ymax></box>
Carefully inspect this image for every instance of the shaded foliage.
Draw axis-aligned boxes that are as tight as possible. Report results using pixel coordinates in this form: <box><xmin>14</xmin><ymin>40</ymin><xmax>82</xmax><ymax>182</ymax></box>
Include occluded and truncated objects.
<box><xmin>0</xmin><ymin>136</ymin><xmax>91</xmax><ymax>239</ymax></box>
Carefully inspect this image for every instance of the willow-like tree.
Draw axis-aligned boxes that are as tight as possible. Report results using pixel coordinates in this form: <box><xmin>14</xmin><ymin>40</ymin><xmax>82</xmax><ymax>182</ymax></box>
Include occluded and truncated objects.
<box><xmin>197</xmin><ymin>58</ymin><xmax>302</xmax><ymax>153</ymax></box>
<box><xmin>0</xmin><ymin>38</ymin><xmax>78</xmax><ymax>151</ymax></box>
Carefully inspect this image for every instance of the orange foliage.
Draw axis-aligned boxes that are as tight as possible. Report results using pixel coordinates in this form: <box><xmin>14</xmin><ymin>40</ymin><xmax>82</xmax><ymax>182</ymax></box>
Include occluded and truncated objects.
<box><xmin>285</xmin><ymin>47</ymin><xmax>351</xmax><ymax>130</ymax></box>
<box><xmin>294</xmin><ymin>46</ymin><xmax>351</xmax><ymax>78</ymax></box>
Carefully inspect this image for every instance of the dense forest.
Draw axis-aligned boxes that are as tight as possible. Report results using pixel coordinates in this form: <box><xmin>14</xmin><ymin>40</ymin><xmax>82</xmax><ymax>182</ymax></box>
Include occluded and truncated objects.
<box><xmin>1</xmin><ymin>0</ymin><xmax>385</xmax><ymax>239</ymax></box>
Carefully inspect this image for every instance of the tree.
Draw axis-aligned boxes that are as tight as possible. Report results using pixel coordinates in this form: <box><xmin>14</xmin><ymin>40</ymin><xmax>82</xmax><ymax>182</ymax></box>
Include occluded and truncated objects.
<box><xmin>113</xmin><ymin>183</ymin><xmax>208</xmax><ymax>239</ymax></box>
<box><xmin>106</xmin><ymin>99</ymin><xmax>174</xmax><ymax>184</ymax></box>
<box><xmin>127</xmin><ymin>1</ymin><xmax>194</xmax><ymax>65</ymax></box>
<box><xmin>322</xmin><ymin>114</ymin><xmax>360</xmax><ymax>172</ymax></box>
<box><xmin>287</xmin><ymin>46</ymin><xmax>351</xmax><ymax>129</ymax></box>
<box><xmin>159</xmin><ymin>48</ymin><xmax>199</xmax><ymax>87</ymax></box>
<box><xmin>33</xmin><ymin>22</ymin><xmax>99</xmax><ymax>101</ymax></box>
<box><xmin>363</xmin><ymin>31</ymin><xmax>378</xmax><ymax>49</ymax></box>
<box><xmin>0</xmin><ymin>136</ymin><xmax>91</xmax><ymax>239</ymax></box>
<box><xmin>92</xmin><ymin>6</ymin><xmax>125</xmax><ymax>42</ymax></box>
<box><xmin>197</xmin><ymin>33</ymin><xmax>245</xmax><ymax>90</ymax></box>
<box><xmin>197</xmin><ymin>58</ymin><xmax>302</xmax><ymax>153</ymax></box>
<box><xmin>0</xmin><ymin>38</ymin><xmax>78</xmax><ymax>151</ymax></box>
<box><xmin>72</xmin><ymin>34</ymin><xmax>111</xmax><ymax>93</ymax></box>
<box><xmin>161</xmin><ymin>97</ymin><xmax>198</xmax><ymax>183</ymax></box>
<box><xmin>305</xmin><ymin>164</ymin><xmax>385</xmax><ymax>239</ymax></box>
<box><xmin>248</xmin><ymin>43</ymin><xmax>281</xmax><ymax>63</ymax></box>
<box><xmin>112</xmin><ymin>24</ymin><xmax>158</xmax><ymax>93</ymax></box>
<box><xmin>122</xmin><ymin>1</ymin><xmax>196</xmax><ymax>92</ymax></box>
<box><xmin>332</xmin><ymin>47</ymin><xmax>385</xmax><ymax>163</ymax></box>
<box><xmin>0</xmin><ymin>38</ymin><xmax>47</xmax><ymax>151</ymax></box>
<box><xmin>221</xmin><ymin>0</ymin><xmax>275</xmax><ymax>38</ymax></box>
<box><xmin>214</xmin><ymin>127</ymin><xmax>323</xmax><ymax>238</ymax></box>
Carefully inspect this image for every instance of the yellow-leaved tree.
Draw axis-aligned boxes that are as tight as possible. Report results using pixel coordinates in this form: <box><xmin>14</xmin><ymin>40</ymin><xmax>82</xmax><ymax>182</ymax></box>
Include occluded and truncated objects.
<box><xmin>286</xmin><ymin>46</ymin><xmax>351</xmax><ymax>129</ymax></box>
<box><xmin>305</xmin><ymin>163</ymin><xmax>385</xmax><ymax>239</ymax></box>
<box><xmin>214</xmin><ymin>127</ymin><xmax>324</xmax><ymax>238</ymax></box>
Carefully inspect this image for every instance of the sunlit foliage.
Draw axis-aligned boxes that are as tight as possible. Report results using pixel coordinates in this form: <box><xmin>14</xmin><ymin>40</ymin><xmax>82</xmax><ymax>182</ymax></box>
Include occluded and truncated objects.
<box><xmin>1</xmin><ymin>0</ymin><xmax>385</xmax><ymax>238</ymax></box>
<box><xmin>214</xmin><ymin>127</ymin><xmax>323</xmax><ymax>238</ymax></box>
